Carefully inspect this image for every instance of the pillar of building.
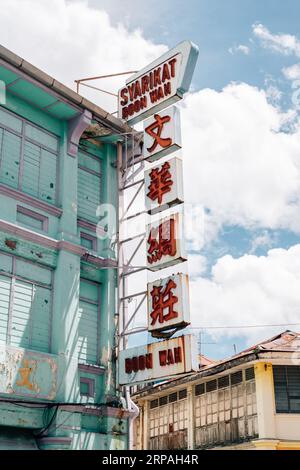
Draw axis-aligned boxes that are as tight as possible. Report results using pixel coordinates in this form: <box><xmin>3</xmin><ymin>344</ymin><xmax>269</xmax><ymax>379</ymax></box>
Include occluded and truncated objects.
<box><xmin>254</xmin><ymin>362</ymin><xmax>277</xmax><ymax>441</ymax></box>
<box><xmin>38</xmin><ymin>122</ymin><xmax>81</xmax><ymax>450</ymax></box>
<box><xmin>187</xmin><ymin>385</ymin><xmax>195</xmax><ymax>450</ymax></box>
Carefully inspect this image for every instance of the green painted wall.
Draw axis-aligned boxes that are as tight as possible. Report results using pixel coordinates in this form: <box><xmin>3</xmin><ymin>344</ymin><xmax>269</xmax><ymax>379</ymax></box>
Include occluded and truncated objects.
<box><xmin>0</xmin><ymin>69</ymin><xmax>124</xmax><ymax>450</ymax></box>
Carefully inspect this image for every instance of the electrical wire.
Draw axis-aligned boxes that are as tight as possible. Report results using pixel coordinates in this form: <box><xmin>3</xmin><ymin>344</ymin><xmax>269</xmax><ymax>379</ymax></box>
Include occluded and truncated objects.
<box><xmin>189</xmin><ymin>322</ymin><xmax>300</xmax><ymax>330</ymax></box>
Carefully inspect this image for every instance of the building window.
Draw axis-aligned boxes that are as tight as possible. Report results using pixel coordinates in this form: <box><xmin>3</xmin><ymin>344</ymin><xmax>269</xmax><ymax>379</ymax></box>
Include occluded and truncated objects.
<box><xmin>149</xmin><ymin>389</ymin><xmax>188</xmax><ymax>450</ymax></box>
<box><xmin>273</xmin><ymin>366</ymin><xmax>300</xmax><ymax>414</ymax></box>
<box><xmin>0</xmin><ymin>251</ymin><xmax>53</xmax><ymax>352</ymax></box>
<box><xmin>17</xmin><ymin>206</ymin><xmax>48</xmax><ymax>233</ymax></box>
<box><xmin>78</xmin><ymin>279</ymin><xmax>100</xmax><ymax>365</ymax></box>
<box><xmin>0</xmin><ymin>107</ymin><xmax>59</xmax><ymax>205</ymax></box>
<box><xmin>80</xmin><ymin>378</ymin><xmax>95</xmax><ymax>397</ymax></box>
<box><xmin>80</xmin><ymin>232</ymin><xmax>97</xmax><ymax>251</ymax></box>
<box><xmin>78</xmin><ymin>149</ymin><xmax>102</xmax><ymax>223</ymax></box>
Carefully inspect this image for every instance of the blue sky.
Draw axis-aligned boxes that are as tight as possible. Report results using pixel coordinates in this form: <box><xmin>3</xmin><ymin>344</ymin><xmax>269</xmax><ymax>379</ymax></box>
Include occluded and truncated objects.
<box><xmin>1</xmin><ymin>0</ymin><xmax>300</xmax><ymax>360</ymax></box>
<box><xmin>90</xmin><ymin>0</ymin><xmax>300</xmax><ymax>92</ymax></box>
<box><xmin>97</xmin><ymin>0</ymin><xmax>300</xmax><ymax>358</ymax></box>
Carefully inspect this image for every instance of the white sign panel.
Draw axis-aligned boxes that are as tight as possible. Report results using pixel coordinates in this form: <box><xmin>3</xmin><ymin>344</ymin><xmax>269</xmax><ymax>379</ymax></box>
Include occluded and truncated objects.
<box><xmin>146</xmin><ymin>212</ymin><xmax>187</xmax><ymax>271</ymax></box>
<box><xmin>145</xmin><ymin>157</ymin><xmax>184</xmax><ymax>215</ymax></box>
<box><xmin>119</xmin><ymin>335</ymin><xmax>198</xmax><ymax>386</ymax></box>
<box><xmin>147</xmin><ymin>273</ymin><xmax>190</xmax><ymax>334</ymax></box>
<box><xmin>118</xmin><ymin>41</ymin><xmax>199</xmax><ymax>124</ymax></box>
<box><xmin>143</xmin><ymin>106</ymin><xmax>182</xmax><ymax>162</ymax></box>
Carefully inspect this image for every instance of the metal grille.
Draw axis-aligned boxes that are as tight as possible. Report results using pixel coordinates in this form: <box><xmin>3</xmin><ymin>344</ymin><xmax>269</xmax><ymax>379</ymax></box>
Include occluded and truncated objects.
<box><xmin>206</xmin><ymin>379</ymin><xmax>217</xmax><ymax>392</ymax></box>
<box><xmin>245</xmin><ymin>367</ymin><xmax>255</xmax><ymax>381</ymax></box>
<box><xmin>231</xmin><ymin>370</ymin><xmax>243</xmax><ymax>385</ymax></box>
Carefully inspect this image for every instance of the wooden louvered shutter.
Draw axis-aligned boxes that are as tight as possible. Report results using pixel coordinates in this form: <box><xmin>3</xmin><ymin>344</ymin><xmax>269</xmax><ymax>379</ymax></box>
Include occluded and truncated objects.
<box><xmin>0</xmin><ymin>275</ymin><xmax>11</xmax><ymax>344</ymax></box>
<box><xmin>0</xmin><ymin>129</ymin><xmax>21</xmax><ymax>189</ymax></box>
<box><xmin>78</xmin><ymin>151</ymin><xmax>102</xmax><ymax>223</ymax></box>
<box><xmin>78</xmin><ymin>280</ymin><xmax>99</xmax><ymax>365</ymax></box>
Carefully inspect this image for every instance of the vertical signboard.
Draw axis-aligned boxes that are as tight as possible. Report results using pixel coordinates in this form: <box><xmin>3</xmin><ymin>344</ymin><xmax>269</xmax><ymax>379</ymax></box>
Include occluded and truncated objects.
<box><xmin>143</xmin><ymin>106</ymin><xmax>182</xmax><ymax>162</ymax></box>
<box><xmin>145</xmin><ymin>157</ymin><xmax>184</xmax><ymax>214</ymax></box>
<box><xmin>147</xmin><ymin>273</ymin><xmax>190</xmax><ymax>334</ymax></box>
<box><xmin>118</xmin><ymin>40</ymin><xmax>199</xmax><ymax>386</ymax></box>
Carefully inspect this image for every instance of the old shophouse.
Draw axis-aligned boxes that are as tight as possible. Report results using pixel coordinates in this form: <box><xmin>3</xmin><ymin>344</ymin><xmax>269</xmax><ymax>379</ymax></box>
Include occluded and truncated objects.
<box><xmin>0</xmin><ymin>44</ymin><xmax>132</xmax><ymax>449</ymax></box>
<box><xmin>133</xmin><ymin>330</ymin><xmax>300</xmax><ymax>450</ymax></box>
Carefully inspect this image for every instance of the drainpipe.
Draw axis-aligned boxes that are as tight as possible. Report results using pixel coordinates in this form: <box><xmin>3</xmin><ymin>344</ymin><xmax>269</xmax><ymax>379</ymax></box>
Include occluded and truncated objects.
<box><xmin>125</xmin><ymin>387</ymin><xmax>140</xmax><ymax>450</ymax></box>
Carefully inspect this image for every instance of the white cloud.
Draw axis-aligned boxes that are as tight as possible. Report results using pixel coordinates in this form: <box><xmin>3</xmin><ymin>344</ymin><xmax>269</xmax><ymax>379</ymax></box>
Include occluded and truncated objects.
<box><xmin>253</xmin><ymin>23</ymin><xmax>300</xmax><ymax>57</ymax></box>
<box><xmin>0</xmin><ymin>0</ymin><xmax>167</xmax><ymax>112</ymax></box>
<box><xmin>249</xmin><ymin>230</ymin><xmax>277</xmax><ymax>254</ymax></box>
<box><xmin>228</xmin><ymin>44</ymin><xmax>250</xmax><ymax>55</ymax></box>
<box><xmin>188</xmin><ymin>254</ymin><xmax>207</xmax><ymax>279</ymax></box>
<box><xmin>190</xmin><ymin>244</ymin><xmax>300</xmax><ymax>344</ymax></box>
<box><xmin>283</xmin><ymin>64</ymin><xmax>300</xmax><ymax>80</ymax></box>
<box><xmin>180</xmin><ymin>83</ymin><xmax>300</xmax><ymax>243</ymax></box>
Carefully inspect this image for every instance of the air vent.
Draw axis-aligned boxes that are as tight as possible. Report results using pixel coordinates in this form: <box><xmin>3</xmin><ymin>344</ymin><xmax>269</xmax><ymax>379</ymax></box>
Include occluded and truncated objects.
<box><xmin>245</xmin><ymin>367</ymin><xmax>255</xmax><ymax>381</ymax></box>
<box><xmin>206</xmin><ymin>380</ymin><xmax>217</xmax><ymax>392</ymax></box>
<box><xmin>218</xmin><ymin>375</ymin><xmax>230</xmax><ymax>389</ymax></box>
<box><xmin>150</xmin><ymin>399</ymin><xmax>158</xmax><ymax>409</ymax></box>
<box><xmin>231</xmin><ymin>371</ymin><xmax>243</xmax><ymax>385</ymax></box>
<box><xmin>159</xmin><ymin>396</ymin><xmax>168</xmax><ymax>406</ymax></box>
<box><xmin>169</xmin><ymin>392</ymin><xmax>178</xmax><ymax>403</ymax></box>
<box><xmin>195</xmin><ymin>383</ymin><xmax>205</xmax><ymax>396</ymax></box>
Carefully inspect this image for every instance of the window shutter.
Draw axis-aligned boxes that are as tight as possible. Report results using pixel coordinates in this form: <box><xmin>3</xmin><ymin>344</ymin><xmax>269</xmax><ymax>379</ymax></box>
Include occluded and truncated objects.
<box><xmin>22</xmin><ymin>141</ymin><xmax>40</xmax><ymax>197</ymax></box>
<box><xmin>78</xmin><ymin>169</ymin><xmax>101</xmax><ymax>222</ymax></box>
<box><xmin>78</xmin><ymin>280</ymin><xmax>99</xmax><ymax>365</ymax></box>
<box><xmin>0</xmin><ymin>275</ymin><xmax>11</xmax><ymax>344</ymax></box>
<box><xmin>10</xmin><ymin>279</ymin><xmax>32</xmax><ymax>348</ymax></box>
<box><xmin>78</xmin><ymin>151</ymin><xmax>102</xmax><ymax>223</ymax></box>
<box><xmin>39</xmin><ymin>149</ymin><xmax>57</xmax><ymax>204</ymax></box>
<box><xmin>0</xmin><ymin>129</ymin><xmax>21</xmax><ymax>189</ymax></box>
<box><xmin>30</xmin><ymin>286</ymin><xmax>51</xmax><ymax>352</ymax></box>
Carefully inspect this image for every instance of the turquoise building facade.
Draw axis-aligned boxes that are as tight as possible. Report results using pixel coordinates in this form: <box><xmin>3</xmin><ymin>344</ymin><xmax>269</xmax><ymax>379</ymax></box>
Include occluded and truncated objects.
<box><xmin>0</xmin><ymin>45</ymin><xmax>130</xmax><ymax>450</ymax></box>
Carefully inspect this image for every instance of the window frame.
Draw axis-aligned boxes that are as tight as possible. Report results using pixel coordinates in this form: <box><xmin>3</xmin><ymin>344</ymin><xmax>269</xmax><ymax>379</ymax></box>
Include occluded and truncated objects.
<box><xmin>78</xmin><ymin>278</ymin><xmax>101</xmax><ymax>366</ymax></box>
<box><xmin>0</xmin><ymin>106</ymin><xmax>59</xmax><ymax>205</ymax></box>
<box><xmin>0</xmin><ymin>251</ymin><xmax>54</xmax><ymax>352</ymax></box>
<box><xmin>273</xmin><ymin>365</ymin><xmax>300</xmax><ymax>414</ymax></box>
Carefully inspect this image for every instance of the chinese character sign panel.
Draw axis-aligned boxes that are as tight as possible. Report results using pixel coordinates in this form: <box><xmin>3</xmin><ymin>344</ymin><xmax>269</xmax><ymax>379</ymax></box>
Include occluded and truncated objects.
<box><xmin>147</xmin><ymin>273</ymin><xmax>190</xmax><ymax>334</ymax></box>
<box><xmin>143</xmin><ymin>106</ymin><xmax>182</xmax><ymax>162</ymax></box>
<box><xmin>145</xmin><ymin>157</ymin><xmax>184</xmax><ymax>214</ymax></box>
<box><xmin>146</xmin><ymin>213</ymin><xmax>187</xmax><ymax>271</ymax></box>
<box><xmin>118</xmin><ymin>335</ymin><xmax>198</xmax><ymax>385</ymax></box>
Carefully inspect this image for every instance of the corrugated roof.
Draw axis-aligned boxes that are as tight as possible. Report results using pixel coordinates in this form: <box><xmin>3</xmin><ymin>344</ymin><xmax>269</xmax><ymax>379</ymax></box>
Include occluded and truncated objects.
<box><xmin>133</xmin><ymin>330</ymin><xmax>300</xmax><ymax>398</ymax></box>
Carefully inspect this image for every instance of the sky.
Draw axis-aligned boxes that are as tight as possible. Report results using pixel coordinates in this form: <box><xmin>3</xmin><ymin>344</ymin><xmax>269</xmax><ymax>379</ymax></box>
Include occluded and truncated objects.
<box><xmin>1</xmin><ymin>0</ymin><xmax>300</xmax><ymax>359</ymax></box>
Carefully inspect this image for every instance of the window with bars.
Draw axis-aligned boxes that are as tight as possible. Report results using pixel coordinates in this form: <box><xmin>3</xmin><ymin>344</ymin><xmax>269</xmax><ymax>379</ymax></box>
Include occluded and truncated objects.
<box><xmin>78</xmin><ymin>279</ymin><xmax>100</xmax><ymax>365</ymax></box>
<box><xmin>78</xmin><ymin>149</ymin><xmax>102</xmax><ymax>223</ymax></box>
<box><xmin>273</xmin><ymin>366</ymin><xmax>300</xmax><ymax>414</ymax></box>
<box><xmin>0</xmin><ymin>107</ymin><xmax>59</xmax><ymax>205</ymax></box>
<box><xmin>149</xmin><ymin>388</ymin><xmax>188</xmax><ymax>448</ymax></box>
<box><xmin>0</xmin><ymin>251</ymin><xmax>53</xmax><ymax>352</ymax></box>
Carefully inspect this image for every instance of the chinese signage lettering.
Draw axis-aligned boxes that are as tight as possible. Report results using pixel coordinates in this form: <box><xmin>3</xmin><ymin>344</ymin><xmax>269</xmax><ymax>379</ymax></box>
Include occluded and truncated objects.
<box><xmin>119</xmin><ymin>335</ymin><xmax>198</xmax><ymax>385</ymax></box>
<box><xmin>118</xmin><ymin>40</ymin><xmax>199</xmax><ymax>386</ymax></box>
<box><xmin>118</xmin><ymin>41</ymin><xmax>199</xmax><ymax>124</ymax></box>
<box><xmin>143</xmin><ymin>106</ymin><xmax>182</xmax><ymax>162</ymax></box>
<box><xmin>145</xmin><ymin>157</ymin><xmax>184</xmax><ymax>214</ymax></box>
<box><xmin>146</xmin><ymin>213</ymin><xmax>186</xmax><ymax>271</ymax></box>
<box><xmin>147</xmin><ymin>274</ymin><xmax>190</xmax><ymax>334</ymax></box>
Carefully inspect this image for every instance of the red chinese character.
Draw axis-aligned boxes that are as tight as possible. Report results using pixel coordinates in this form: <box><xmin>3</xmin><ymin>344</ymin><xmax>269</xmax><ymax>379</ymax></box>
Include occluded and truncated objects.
<box><xmin>147</xmin><ymin>218</ymin><xmax>177</xmax><ymax>265</ymax></box>
<box><xmin>150</xmin><ymin>279</ymin><xmax>178</xmax><ymax>327</ymax></box>
<box><xmin>147</xmin><ymin>162</ymin><xmax>173</xmax><ymax>205</ymax></box>
<box><xmin>145</xmin><ymin>114</ymin><xmax>172</xmax><ymax>153</ymax></box>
